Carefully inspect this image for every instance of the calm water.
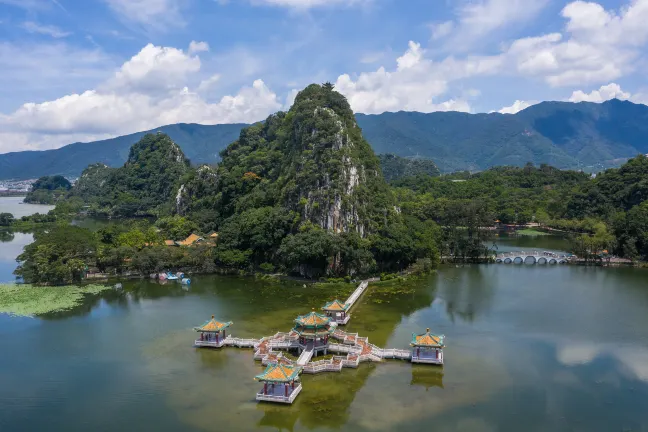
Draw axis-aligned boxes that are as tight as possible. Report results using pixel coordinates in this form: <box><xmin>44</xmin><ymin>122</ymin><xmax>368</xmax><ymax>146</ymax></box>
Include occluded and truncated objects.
<box><xmin>0</xmin><ymin>267</ymin><xmax>647</xmax><ymax>431</ymax></box>
<box><xmin>0</xmin><ymin>197</ymin><xmax>54</xmax><ymax>283</ymax></box>
<box><xmin>1</xmin><ymin>202</ymin><xmax>648</xmax><ymax>431</ymax></box>
<box><xmin>0</xmin><ymin>196</ymin><xmax>54</xmax><ymax>218</ymax></box>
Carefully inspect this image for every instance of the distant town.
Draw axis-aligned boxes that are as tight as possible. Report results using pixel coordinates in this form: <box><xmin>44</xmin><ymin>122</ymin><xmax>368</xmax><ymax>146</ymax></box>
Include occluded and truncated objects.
<box><xmin>0</xmin><ymin>178</ymin><xmax>77</xmax><ymax>195</ymax></box>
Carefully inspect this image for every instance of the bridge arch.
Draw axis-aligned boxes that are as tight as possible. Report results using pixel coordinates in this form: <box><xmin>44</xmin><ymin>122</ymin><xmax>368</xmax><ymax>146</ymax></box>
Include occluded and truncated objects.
<box><xmin>524</xmin><ymin>256</ymin><xmax>537</xmax><ymax>264</ymax></box>
<box><xmin>504</xmin><ymin>257</ymin><xmax>513</xmax><ymax>264</ymax></box>
<box><xmin>548</xmin><ymin>258</ymin><xmax>557</xmax><ymax>264</ymax></box>
<box><xmin>537</xmin><ymin>257</ymin><xmax>548</xmax><ymax>265</ymax></box>
<box><xmin>513</xmin><ymin>257</ymin><xmax>524</xmax><ymax>264</ymax></box>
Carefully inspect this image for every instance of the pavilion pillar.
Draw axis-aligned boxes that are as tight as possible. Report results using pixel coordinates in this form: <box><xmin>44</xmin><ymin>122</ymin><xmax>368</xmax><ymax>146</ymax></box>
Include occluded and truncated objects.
<box><xmin>264</xmin><ymin>383</ymin><xmax>267</xmax><ymax>395</ymax></box>
<box><xmin>435</xmin><ymin>349</ymin><xmax>439</xmax><ymax>359</ymax></box>
<box><xmin>285</xmin><ymin>384</ymin><xmax>288</xmax><ymax>397</ymax></box>
<box><xmin>291</xmin><ymin>381</ymin><xmax>295</xmax><ymax>390</ymax></box>
<box><xmin>417</xmin><ymin>347</ymin><xmax>420</xmax><ymax>357</ymax></box>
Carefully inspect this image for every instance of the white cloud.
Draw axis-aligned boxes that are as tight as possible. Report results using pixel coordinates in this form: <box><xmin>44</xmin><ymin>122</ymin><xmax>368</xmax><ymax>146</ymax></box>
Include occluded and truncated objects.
<box><xmin>510</xmin><ymin>0</ymin><xmax>648</xmax><ymax>87</ymax></box>
<box><xmin>434</xmin><ymin>0</ymin><xmax>550</xmax><ymax>50</ymax></box>
<box><xmin>188</xmin><ymin>41</ymin><xmax>210</xmax><ymax>54</ymax></box>
<box><xmin>104</xmin><ymin>0</ymin><xmax>185</xmax><ymax>29</ymax></box>
<box><xmin>0</xmin><ymin>44</ymin><xmax>282</xmax><ymax>153</ymax></box>
<box><xmin>197</xmin><ymin>74</ymin><xmax>221</xmax><ymax>93</ymax></box>
<box><xmin>108</xmin><ymin>43</ymin><xmax>201</xmax><ymax>96</ymax></box>
<box><xmin>569</xmin><ymin>83</ymin><xmax>631</xmax><ymax>103</ymax></box>
<box><xmin>334</xmin><ymin>41</ymin><xmax>473</xmax><ymax>114</ymax></box>
<box><xmin>498</xmin><ymin>100</ymin><xmax>536</xmax><ymax>114</ymax></box>
<box><xmin>557</xmin><ymin>342</ymin><xmax>648</xmax><ymax>382</ymax></box>
<box><xmin>430</xmin><ymin>21</ymin><xmax>453</xmax><ymax>40</ymax></box>
<box><xmin>22</xmin><ymin>21</ymin><xmax>71</xmax><ymax>38</ymax></box>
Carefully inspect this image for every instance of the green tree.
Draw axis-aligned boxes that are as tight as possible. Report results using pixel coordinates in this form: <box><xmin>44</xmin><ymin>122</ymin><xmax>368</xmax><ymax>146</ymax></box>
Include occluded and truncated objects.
<box><xmin>0</xmin><ymin>213</ymin><xmax>14</xmax><ymax>226</ymax></box>
<box><xmin>15</xmin><ymin>226</ymin><xmax>98</xmax><ymax>284</ymax></box>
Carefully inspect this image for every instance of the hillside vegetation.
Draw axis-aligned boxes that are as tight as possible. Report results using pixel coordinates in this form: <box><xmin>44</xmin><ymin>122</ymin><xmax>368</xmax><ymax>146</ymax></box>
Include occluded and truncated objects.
<box><xmin>24</xmin><ymin>175</ymin><xmax>72</xmax><ymax>204</ymax></box>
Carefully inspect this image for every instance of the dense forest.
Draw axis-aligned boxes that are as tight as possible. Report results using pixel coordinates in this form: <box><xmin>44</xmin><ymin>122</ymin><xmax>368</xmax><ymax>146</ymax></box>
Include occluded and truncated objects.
<box><xmin>24</xmin><ymin>175</ymin><xmax>72</xmax><ymax>205</ymax></box>
<box><xmin>11</xmin><ymin>84</ymin><xmax>648</xmax><ymax>285</ymax></box>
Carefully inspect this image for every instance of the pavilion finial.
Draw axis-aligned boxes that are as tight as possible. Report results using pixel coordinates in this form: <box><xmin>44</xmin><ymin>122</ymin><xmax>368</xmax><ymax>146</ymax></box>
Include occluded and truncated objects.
<box><xmin>426</xmin><ymin>328</ymin><xmax>430</xmax><ymax>333</ymax></box>
<box><xmin>212</xmin><ymin>315</ymin><xmax>215</xmax><ymax>319</ymax></box>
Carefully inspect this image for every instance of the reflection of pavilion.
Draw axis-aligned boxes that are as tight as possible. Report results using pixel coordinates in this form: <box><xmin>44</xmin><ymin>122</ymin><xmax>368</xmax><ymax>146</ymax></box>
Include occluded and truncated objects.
<box><xmin>411</xmin><ymin>328</ymin><xmax>445</xmax><ymax>364</ymax></box>
<box><xmin>410</xmin><ymin>365</ymin><xmax>444</xmax><ymax>391</ymax></box>
<box><xmin>321</xmin><ymin>299</ymin><xmax>350</xmax><ymax>324</ymax></box>
<box><xmin>193</xmin><ymin>316</ymin><xmax>232</xmax><ymax>348</ymax></box>
<box><xmin>255</xmin><ymin>363</ymin><xmax>302</xmax><ymax>404</ymax></box>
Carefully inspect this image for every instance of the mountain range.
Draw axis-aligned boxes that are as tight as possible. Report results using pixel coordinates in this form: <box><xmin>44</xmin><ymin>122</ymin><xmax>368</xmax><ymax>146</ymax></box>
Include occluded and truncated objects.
<box><xmin>1</xmin><ymin>98</ymin><xmax>648</xmax><ymax>180</ymax></box>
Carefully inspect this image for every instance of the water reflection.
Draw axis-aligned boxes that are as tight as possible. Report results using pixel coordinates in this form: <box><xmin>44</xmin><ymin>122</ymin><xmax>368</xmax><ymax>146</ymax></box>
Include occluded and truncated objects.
<box><xmin>436</xmin><ymin>265</ymin><xmax>496</xmax><ymax>324</ymax></box>
<box><xmin>2</xmin><ymin>265</ymin><xmax>648</xmax><ymax>431</ymax></box>
<box><xmin>410</xmin><ymin>366</ymin><xmax>444</xmax><ymax>390</ymax></box>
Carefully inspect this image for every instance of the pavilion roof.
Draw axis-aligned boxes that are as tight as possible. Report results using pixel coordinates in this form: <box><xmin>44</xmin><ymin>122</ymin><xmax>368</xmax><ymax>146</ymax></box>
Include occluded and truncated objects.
<box><xmin>410</xmin><ymin>328</ymin><xmax>445</xmax><ymax>347</ymax></box>
<box><xmin>254</xmin><ymin>363</ymin><xmax>301</xmax><ymax>383</ymax></box>
<box><xmin>194</xmin><ymin>315</ymin><xmax>233</xmax><ymax>332</ymax></box>
<box><xmin>294</xmin><ymin>310</ymin><xmax>331</xmax><ymax>328</ymax></box>
<box><xmin>293</xmin><ymin>321</ymin><xmax>337</xmax><ymax>337</ymax></box>
<box><xmin>178</xmin><ymin>233</ymin><xmax>204</xmax><ymax>246</ymax></box>
<box><xmin>321</xmin><ymin>299</ymin><xmax>349</xmax><ymax>312</ymax></box>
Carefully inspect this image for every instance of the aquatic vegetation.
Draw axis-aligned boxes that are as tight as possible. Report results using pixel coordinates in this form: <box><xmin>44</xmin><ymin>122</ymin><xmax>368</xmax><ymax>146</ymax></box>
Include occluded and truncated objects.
<box><xmin>0</xmin><ymin>283</ymin><xmax>110</xmax><ymax>317</ymax></box>
<box><xmin>516</xmin><ymin>228</ymin><xmax>550</xmax><ymax>236</ymax></box>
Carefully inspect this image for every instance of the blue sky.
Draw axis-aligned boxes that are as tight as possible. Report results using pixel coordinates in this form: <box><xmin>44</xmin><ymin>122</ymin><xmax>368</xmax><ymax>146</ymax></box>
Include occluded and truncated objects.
<box><xmin>1</xmin><ymin>0</ymin><xmax>647</xmax><ymax>153</ymax></box>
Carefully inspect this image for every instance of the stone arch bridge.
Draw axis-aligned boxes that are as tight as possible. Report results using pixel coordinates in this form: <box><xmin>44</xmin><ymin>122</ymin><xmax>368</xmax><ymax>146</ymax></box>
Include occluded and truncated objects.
<box><xmin>495</xmin><ymin>252</ymin><xmax>569</xmax><ymax>265</ymax></box>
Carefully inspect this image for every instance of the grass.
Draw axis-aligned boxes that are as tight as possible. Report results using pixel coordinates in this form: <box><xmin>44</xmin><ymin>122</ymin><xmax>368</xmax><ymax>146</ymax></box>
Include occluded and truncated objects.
<box><xmin>516</xmin><ymin>228</ymin><xmax>551</xmax><ymax>236</ymax></box>
<box><xmin>0</xmin><ymin>283</ymin><xmax>111</xmax><ymax>317</ymax></box>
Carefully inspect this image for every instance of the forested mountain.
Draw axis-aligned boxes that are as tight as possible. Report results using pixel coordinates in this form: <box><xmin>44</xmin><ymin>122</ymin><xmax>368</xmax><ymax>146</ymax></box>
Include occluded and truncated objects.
<box><xmin>2</xmin><ymin>99</ymin><xmax>648</xmax><ymax>180</ymax></box>
<box><xmin>357</xmin><ymin>99</ymin><xmax>648</xmax><ymax>172</ymax></box>
<box><xmin>55</xmin><ymin>84</ymin><xmax>438</xmax><ymax>280</ymax></box>
<box><xmin>70</xmin><ymin>133</ymin><xmax>190</xmax><ymax>217</ymax></box>
<box><xmin>378</xmin><ymin>154</ymin><xmax>440</xmax><ymax>182</ymax></box>
<box><xmin>0</xmin><ymin>123</ymin><xmax>244</xmax><ymax>180</ymax></box>
<box><xmin>24</xmin><ymin>175</ymin><xmax>71</xmax><ymax>204</ymax></box>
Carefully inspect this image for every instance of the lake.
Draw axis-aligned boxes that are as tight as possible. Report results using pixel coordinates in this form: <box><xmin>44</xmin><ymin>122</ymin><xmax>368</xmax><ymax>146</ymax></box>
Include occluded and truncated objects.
<box><xmin>0</xmin><ymin>196</ymin><xmax>54</xmax><ymax>218</ymax></box>
<box><xmin>0</xmin><ymin>196</ymin><xmax>54</xmax><ymax>283</ymax></box>
<box><xmin>1</xmin><ymin>204</ymin><xmax>647</xmax><ymax>431</ymax></box>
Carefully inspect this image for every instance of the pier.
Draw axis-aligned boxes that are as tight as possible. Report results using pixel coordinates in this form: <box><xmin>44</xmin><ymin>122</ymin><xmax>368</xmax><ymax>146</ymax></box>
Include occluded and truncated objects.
<box><xmin>192</xmin><ymin>279</ymin><xmax>445</xmax><ymax>404</ymax></box>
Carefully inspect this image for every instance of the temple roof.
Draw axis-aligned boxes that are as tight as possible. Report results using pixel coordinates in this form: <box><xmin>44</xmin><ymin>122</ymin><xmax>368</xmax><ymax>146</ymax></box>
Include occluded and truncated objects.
<box><xmin>255</xmin><ymin>363</ymin><xmax>302</xmax><ymax>383</ymax></box>
<box><xmin>321</xmin><ymin>299</ymin><xmax>349</xmax><ymax>312</ymax></box>
<box><xmin>294</xmin><ymin>310</ymin><xmax>331</xmax><ymax>328</ymax></box>
<box><xmin>292</xmin><ymin>321</ymin><xmax>337</xmax><ymax>337</ymax></box>
<box><xmin>194</xmin><ymin>315</ymin><xmax>233</xmax><ymax>332</ymax></box>
<box><xmin>411</xmin><ymin>328</ymin><xmax>445</xmax><ymax>347</ymax></box>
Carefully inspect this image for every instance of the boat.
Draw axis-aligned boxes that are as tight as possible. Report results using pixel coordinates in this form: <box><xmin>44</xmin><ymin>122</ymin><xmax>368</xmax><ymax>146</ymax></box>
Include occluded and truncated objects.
<box><xmin>166</xmin><ymin>272</ymin><xmax>179</xmax><ymax>280</ymax></box>
<box><xmin>181</xmin><ymin>278</ymin><xmax>191</xmax><ymax>285</ymax></box>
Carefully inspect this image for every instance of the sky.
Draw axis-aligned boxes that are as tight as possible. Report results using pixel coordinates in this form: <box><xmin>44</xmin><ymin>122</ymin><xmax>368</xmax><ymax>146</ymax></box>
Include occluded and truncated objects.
<box><xmin>1</xmin><ymin>0</ymin><xmax>648</xmax><ymax>154</ymax></box>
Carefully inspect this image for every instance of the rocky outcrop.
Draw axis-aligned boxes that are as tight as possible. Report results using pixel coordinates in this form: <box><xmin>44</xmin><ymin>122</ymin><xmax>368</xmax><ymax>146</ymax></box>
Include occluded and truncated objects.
<box><xmin>175</xmin><ymin>164</ymin><xmax>219</xmax><ymax>215</ymax></box>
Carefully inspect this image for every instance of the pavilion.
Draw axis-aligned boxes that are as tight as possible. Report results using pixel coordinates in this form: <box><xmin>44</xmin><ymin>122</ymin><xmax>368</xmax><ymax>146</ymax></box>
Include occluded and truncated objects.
<box><xmin>321</xmin><ymin>299</ymin><xmax>350</xmax><ymax>324</ymax></box>
<box><xmin>292</xmin><ymin>309</ymin><xmax>337</xmax><ymax>356</ymax></box>
<box><xmin>194</xmin><ymin>315</ymin><xmax>233</xmax><ymax>348</ymax></box>
<box><xmin>255</xmin><ymin>363</ymin><xmax>303</xmax><ymax>404</ymax></box>
<box><xmin>410</xmin><ymin>328</ymin><xmax>445</xmax><ymax>365</ymax></box>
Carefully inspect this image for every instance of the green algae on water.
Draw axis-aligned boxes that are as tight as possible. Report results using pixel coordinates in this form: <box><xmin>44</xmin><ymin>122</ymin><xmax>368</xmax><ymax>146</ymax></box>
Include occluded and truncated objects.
<box><xmin>0</xmin><ymin>283</ymin><xmax>110</xmax><ymax>317</ymax></box>
<box><xmin>516</xmin><ymin>228</ymin><xmax>550</xmax><ymax>236</ymax></box>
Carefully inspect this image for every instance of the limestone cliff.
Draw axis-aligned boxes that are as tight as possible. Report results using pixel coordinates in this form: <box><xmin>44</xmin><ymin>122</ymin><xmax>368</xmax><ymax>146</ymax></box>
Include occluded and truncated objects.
<box><xmin>211</xmin><ymin>83</ymin><xmax>392</xmax><ymax>235</ymax></box>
